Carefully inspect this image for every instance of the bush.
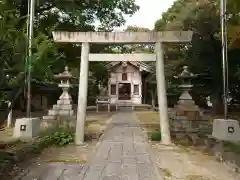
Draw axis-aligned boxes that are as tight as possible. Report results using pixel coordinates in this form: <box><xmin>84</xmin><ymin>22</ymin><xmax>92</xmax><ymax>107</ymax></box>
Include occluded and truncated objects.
<box><xmin>0</xmin><ymin>151</ymin><xmax>14</xmax><ymax>167</ymax></box>
<box><xmin>223</xmin><ymin>142</ymin><xmax>240</xmax><ymax>154</ymax></box>
<box><xmin>150</xmin><ymin>131</ymin><xmax>161</xmax><ymax>141</ymax></box>
<box><xmin>40</xmin><ymin>126</ymin><xmax>74</xmax><ymax>146</ymax></box>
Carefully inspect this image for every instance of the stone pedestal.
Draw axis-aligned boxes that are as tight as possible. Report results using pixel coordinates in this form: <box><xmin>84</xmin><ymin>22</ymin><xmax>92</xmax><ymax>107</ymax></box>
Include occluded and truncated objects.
<box><xmin>13</xmin><ymin>118</ymin><xmax>40</xmax><ymax>139</ymax></box>
<box><xmin>174</xmin><ymin>103</ymin><xmax>201</xmax><ymax>121</ymax></box>
<box><xmin>173</xmin><ymin>66</ymin><xmax>202</xmax><ymax>121</ymax></box>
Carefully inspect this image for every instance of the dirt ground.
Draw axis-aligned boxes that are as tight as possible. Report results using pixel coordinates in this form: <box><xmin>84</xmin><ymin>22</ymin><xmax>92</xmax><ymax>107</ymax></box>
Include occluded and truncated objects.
<box><xmin>153</xmin><ymin>143</ymin><xmax>240</xmax><ymax>180</ymax></box>
<box><xmin>0</xmin><ymin>111</ymin><xmax>114</xmax><ymax>142</ymax></box>
<box><xmin>32</xmin><ymin>112</ymin><xmax>114</xmax><ymax>165</ymax></box>
<box><xmin>136</xmin><ymin>111</ymin><xmax>240</xmax><ymax>180</ymax></box>
<box><xmin>3</xmin><ymin>110</ymin><xmax>240</xmax><ymax>179</ymax></box>
<box><xmin>2</xmin><ymin>111</ymin><xmax>114</xmax><ymax>179</ymax></box>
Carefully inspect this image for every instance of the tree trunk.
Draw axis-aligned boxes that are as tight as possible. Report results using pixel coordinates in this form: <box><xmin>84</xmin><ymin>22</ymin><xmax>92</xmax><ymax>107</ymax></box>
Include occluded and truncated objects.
<box><xmin>154</xmin><ymin>88</ymin><xmax>158</xmax><ymax>106</ymax></box>
<box><xmin>211</xmin><ymin>91</ymin><xmax>223</xmax><ymax>115</ymax></box>
<box><xmin>143</xmin><ymin>81</ymin><xmax>147</xmax><ymax>104</ymax></box>
<box><xmin>151</xmin><ymin>90</ymin><xmax>155</xmax><ymax>108</ymax></box>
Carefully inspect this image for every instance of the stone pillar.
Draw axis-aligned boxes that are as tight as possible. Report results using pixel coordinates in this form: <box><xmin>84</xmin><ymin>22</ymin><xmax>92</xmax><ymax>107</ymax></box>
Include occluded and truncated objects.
<box><xmin>155</xmin><ymin>42</ymin><xmax>171</xmax><ymax>145</ymax></box>
<box><xmin>75</xmin><ymin>42</ymin><xmax>89</xmax><ymax>145</ymax></box>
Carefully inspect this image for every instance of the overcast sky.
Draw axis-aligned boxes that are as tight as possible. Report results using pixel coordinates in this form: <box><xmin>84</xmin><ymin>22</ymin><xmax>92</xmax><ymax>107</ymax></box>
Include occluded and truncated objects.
<box><xmin>123</xmin><ymin>0</ymin><xmax>175</xmax><ymax>29</ymax></box>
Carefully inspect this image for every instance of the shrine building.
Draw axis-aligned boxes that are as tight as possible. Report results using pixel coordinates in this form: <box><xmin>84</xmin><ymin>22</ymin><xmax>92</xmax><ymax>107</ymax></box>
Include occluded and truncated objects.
<box><xmin>107</xmin><ymin>61</ymin><xmax>151</xmax><ymax>105</ymax></box>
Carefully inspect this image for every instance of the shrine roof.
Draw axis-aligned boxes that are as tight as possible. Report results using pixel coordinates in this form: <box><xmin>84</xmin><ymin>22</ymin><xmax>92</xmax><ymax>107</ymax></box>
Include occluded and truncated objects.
<box><xmin>106</xmin><ymin>61</ymin><xmax>152</xmax><ymax>72</ymax></box>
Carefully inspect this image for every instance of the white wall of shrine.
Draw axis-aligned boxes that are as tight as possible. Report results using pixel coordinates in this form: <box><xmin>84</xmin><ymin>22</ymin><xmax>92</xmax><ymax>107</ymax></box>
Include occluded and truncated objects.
<box><xmin>108</xmin><ymin>63</ymin><xmax>142</xmax><ymax>104</ymax></box>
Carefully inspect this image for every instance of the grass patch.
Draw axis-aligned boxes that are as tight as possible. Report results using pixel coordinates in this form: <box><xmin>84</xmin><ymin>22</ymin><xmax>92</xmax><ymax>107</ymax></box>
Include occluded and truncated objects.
<box><xmin>136</xmin><ymin>111</ymin><xmax>160</xmax><ymax>132</ymax></box>
<box><xmin>0</xmin><ymin>139</ymin><xmax>26</xmax><ymax>150</ymax></box>
<box><xmin>150</xmin><ymin>131</ymin><xmax>161</xmax><ymax>141</ymax></box>
<box><xmin>85</xmin><ymin>124</ymin><xmax>103</xmax><ymax>133</ymax></box>
<box><xmin>85</xmin><ymin>117</ymin><xmax>110</xmax><ymax>138</ymax></box>
<box><xmin>136</xmin><ymin>111</ymin><xmax>159</xmax><ymax>125</ymax></box>
<box><xmin>136</xmin><ymin>111</ymin><xmax>161</xmax><ymax>140</ymax></box>
<box><xmin>223</xmin><ymin>142</ymin><xmax>240</xmax><ymax>154</ymax></box>
<box><xmin>0</xmin><ymin>128</ymin><xmax>13</xmax><ymax>142</ymax></box>
<box><xmin>45</xmin><ymin>159</ymin><xmax>87</xmax><ymax>164</ymax></box>
<box><xmin>85</xmin><ymin>120</ymin><xmax>98</xmax><ymax>125</ymax></box>
<box><xmin>28</xmin><ymin>126</ymin><xmax>75</xmax><ymax>154</ymax></box>
<box><xmin>0</xmin><ymin>151</ymin><xmax>14</xmax><ymax>168</ymax></box>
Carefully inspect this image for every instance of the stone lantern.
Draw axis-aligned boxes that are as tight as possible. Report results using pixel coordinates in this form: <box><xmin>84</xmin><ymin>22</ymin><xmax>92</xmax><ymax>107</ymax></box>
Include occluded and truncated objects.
<box><xmin>54</xmin><ymin>66</ymin><xmax>73</xmax><ymax>107</ymax></box>
<box><xmin>42</xmin><ymin>66</ymin><xmax>74</xmax><ymax>126</ymax></box>
<box><xmin>173</xmin><ymin>66</ymin><xmax>201</xmax><ymax>120</ymax></box>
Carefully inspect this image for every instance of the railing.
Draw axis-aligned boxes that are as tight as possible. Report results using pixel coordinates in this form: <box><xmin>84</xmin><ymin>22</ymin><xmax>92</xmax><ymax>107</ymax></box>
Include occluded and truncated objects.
<box><xmin>96</xmin><ymin>96</ymin><xmax>111</xmax><ymax>112</ymax></box>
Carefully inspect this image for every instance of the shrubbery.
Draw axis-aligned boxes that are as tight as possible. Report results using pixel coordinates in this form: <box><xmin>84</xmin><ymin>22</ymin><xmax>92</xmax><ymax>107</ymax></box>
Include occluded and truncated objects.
<box><xmin>150</xmin><ymin>131</ymin><xmax>161</xmax><ymax>141</ymax></box>
<box><xmin>39</xmin><ymin>126</ymin><xmax>75</xmax><ymax>147</ymax></box>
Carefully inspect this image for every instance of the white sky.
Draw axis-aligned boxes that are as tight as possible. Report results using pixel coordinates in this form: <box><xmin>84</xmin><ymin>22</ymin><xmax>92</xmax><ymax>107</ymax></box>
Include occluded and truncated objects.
<box><xmin>123</xmin><ymin>0</ymin><xmax>175</xmax><ymax>30</ymax></box>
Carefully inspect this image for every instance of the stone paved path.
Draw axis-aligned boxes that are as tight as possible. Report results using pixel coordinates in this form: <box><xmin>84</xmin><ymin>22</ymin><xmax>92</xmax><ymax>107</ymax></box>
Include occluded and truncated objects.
<box><xmin>17</xmin><ymin>111</ymin><xmax>162</xmax><ymax>180</ymax></box>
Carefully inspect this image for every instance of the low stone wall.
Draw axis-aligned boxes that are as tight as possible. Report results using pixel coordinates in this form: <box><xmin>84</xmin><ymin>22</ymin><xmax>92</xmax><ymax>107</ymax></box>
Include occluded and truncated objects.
<box><xmin>169</xmin><ymin>115</ymin><xmax>213</xmax><ymax>144</ymax></box>
<box><xmin>170</xmin><ymin>118</ymin><xmax>212</xmax><ymax>132</ymax></box>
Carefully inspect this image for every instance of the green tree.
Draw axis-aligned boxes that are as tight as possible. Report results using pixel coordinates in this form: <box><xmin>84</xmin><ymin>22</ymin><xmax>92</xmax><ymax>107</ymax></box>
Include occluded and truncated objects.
<box><xmin>154</xmin><ymin>0</ymin><xmax>240</xmax><ymax>113</ymax></box>
<box><xmin>0</xmin><ymin>0</ymin><xmax>140</xmax><ymax>125</ymax></box>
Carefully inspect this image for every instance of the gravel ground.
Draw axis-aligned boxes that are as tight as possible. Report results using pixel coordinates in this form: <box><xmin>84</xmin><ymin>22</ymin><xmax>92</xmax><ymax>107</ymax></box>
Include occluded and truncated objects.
<box><xmin>152</xmin><ymin>143</ymin><xmax>240</xmax><ymax>180</ymax></box>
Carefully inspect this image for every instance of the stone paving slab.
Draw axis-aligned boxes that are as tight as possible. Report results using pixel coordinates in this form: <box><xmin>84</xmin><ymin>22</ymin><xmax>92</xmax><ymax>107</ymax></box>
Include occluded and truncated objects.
<box><xmin>17</xmin><ymin>111</ymin><xmax>162</xmax><ymax>180</ymax></box>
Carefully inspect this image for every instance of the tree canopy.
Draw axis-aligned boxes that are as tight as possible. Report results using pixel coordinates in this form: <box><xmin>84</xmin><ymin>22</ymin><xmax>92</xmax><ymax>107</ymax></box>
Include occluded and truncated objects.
<box><xmin>0</xmin><ymin>0</ymin><xmax>140</xmax><ymax>122</ymax></box>
<box><xmin>2</xmin><ymin>0</ymin><xmax>240</xmax><ymax>119</ymax></box>
<box><xmin>154</xmin><ymin>0</ymin><xmax>240</xmax><ymax>112</ymax></box>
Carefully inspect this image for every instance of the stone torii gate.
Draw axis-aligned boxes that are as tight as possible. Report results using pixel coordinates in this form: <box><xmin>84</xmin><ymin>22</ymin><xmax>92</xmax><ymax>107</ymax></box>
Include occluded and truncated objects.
<box><xmin>52</xmin><ymin>31</ymin><xmax>193</xmax><ymax>145</ymax></box>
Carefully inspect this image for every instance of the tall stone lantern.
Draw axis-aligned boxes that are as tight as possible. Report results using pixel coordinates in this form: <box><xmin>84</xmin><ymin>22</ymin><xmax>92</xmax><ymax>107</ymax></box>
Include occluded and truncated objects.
<box><xmin>54</xmin><ymin>66</ymin><xmax>73</xmax><ymax>109</ymax></box>
<box><xmin>42</xmin><ymin>66</ymin><xmax>74</xmax><ymax>126</ymax></box>
<box><xmin>174</xmin><ymin>66</ymin><xmax>201</xmax><ymax>120</ymax></box>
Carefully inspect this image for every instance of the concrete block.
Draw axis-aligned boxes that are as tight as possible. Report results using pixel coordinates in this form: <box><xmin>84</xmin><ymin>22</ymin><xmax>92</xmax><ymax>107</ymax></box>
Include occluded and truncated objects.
<box><xmin>58</xmin><ymin>110</ymin><xmax>74</xmax><ymax>116</ymax></box>
<box><xmin>42</xmin><ymin>115</ymin><xmax>56</xmax><ymax>120</ymax></box>
<box><xmin>61</xmin><ymin>104</ymin><xmax>73</xmax><ymax>110</ymax></box>
<box><xmin>212</xmin><ymin>119</ymin><xmax>240</xmax><ymax>142</ymax></box>
<box><xmin>52</xmin><ymin>105</ymin><xmax>59</xmax><ymax>110</ymax></box>
<box><xmin>61</xmin><ymin>118</ymin><xmax>76</xmax><ymax>128</ymax></box>
<box><xmin>57</xmin><ymin>100</ymin><xmax>71</xmax><ymax>105</ymax></box>
<box><xmin>13</xmin><ymin>118</ymin><xmax>41</xmax><ymax>139</ymax></box>
<box><xmin>41</xmin><ymin>119</ymin><xmax>58</xmax><ymax>128</ymax></box>
<box><xmin>48</xmin><ymin>110</ymin><xmax>57</xmax><ymax>116</ymax></box>
<box><xmin>173</xmin><ymin>116</ymin><xmax>186</xmax><ymax>120</ymax></box>
<box><xmin>53</xmin><ymin>104</ymin><xmax>72</xmax><ymax>110</ymax></box>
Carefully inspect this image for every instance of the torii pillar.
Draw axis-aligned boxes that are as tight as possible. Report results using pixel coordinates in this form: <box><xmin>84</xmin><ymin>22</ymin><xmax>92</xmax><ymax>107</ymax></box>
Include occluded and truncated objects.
<box><xmin>52</xmin><ymin>31</ymin><xmax>193</xmax><ymax>145</ymax></box>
